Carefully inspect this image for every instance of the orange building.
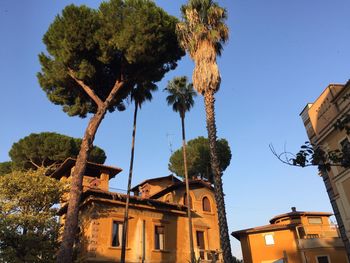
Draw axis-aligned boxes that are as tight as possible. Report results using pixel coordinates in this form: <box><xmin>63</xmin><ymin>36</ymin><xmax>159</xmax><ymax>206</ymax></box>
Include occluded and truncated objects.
<box><xmin>300</xmin><ymin>82</ymin><xmax>350</xmax><ymax>256</ymax></box>
<box><xmin>54</xmin><ymin>158</ymin><xmax>222</xmax><ymax>262</ymax></box>
<box><xmin>232</xmin><ymin>208</ymin><xmax>347</xmax><ymax>263</ymax></box>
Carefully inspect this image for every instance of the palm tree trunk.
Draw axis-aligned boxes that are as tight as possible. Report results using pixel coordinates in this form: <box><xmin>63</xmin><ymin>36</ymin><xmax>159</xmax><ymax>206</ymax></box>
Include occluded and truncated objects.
<box><xmin>57</xmin><ymin>105</ymin><xmax>109</xmax><ymax>263</ymax></box>
<box><xmin>121</xmin><ymin>101</ymin><xmax>138</xmax><ymax>263</ymax></box>
<box><xmin>321</xmin><ymin>169</ymin><xmax>350</xmax><ymax>260</ymax></box>
<box><xmin>181</xmin><ymin>113</ymin><xmax>196</xmax><ymax>263</ymax></box>
<box><xmin>57</xmin><ymin>80</ymin><xmax>123</xmax><ymax>263</ymax></box>
<box><xmin>204</xmin><ymin>91</ymin><xmax>233</xmax><ymax>263</ymax></box>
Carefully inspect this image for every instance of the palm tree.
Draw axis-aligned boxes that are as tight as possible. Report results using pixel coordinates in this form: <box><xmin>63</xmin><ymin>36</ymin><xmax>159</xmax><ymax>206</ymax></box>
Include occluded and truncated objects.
<box><xmin>176</xmin><ymin>0</ymin><xmax>232</xmax><ymax>262</ymax></box>
<box><xmin>120</xmin><ymin>82</ymin><xmax>157</xmax><ymax>263</ymax></box>
<box><xmin>165</xmin><ymin>76</ymin><xmax>196</xmax><ymax>262</ymax></box>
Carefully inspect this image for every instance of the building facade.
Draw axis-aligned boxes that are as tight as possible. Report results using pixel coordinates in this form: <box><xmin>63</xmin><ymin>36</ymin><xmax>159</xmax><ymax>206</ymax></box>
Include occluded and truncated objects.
<box><xmin>232</xmin><ymin>208</ymin><xmax>347</xmax><ymax>263</ymax></box>
<box><xmin>54</xmin><ymin>158</ymin><xmax>221</xmax><ymax>262</ymax></box>
<box><xmin>300</xmin><ymin>82</ymin><xmax>350</xmax><ymax>256</ymax></box>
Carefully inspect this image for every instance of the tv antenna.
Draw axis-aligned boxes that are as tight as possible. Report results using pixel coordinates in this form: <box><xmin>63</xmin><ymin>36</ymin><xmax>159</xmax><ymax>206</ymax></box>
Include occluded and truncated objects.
<box><xmin>166</xmin><ymin>133</ymin><xmax>174</xmax><ymax>155</ymax></box>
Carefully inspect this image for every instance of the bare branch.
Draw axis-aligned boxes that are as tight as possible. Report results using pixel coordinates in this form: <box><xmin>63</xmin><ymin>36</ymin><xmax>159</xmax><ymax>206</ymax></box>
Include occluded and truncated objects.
<box><xmin>68</xmin><ymin>68</ymin><xmax>104</xmax><ymax>108</ymax></box>
<box><xmin>28</xmin><ymin>159</ymin><xmax>41</xmax><ymax>169</ymax></box>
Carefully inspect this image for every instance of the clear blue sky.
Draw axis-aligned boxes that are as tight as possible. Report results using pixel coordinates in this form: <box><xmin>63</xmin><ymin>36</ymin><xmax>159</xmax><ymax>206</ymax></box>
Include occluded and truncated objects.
<box><xmin>1</xmin><ymin>0</ymin><xmax>350</xmax><ymax>259</ymax></box>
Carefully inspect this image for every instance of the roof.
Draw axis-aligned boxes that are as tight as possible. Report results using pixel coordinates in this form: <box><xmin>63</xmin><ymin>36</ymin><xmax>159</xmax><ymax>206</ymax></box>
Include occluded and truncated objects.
<box><xmin>130</xmin><ymin>174</ymin><xmax>181</xmax><ymax>191</ymax></box>
<box><xmin>58</xmin><ymin>188</ymin><xmax>187</xmax><ymax>216</ymax></box>
<box><xmin>231</xmin><ymin>224</ymin><xmax>295</xmax><ymax>240</ymax></box>
<box><xmin>232</xmin><ymin>208</ymin><xmax>333</xmax><ymax>241</ymax></box>
<box><xmin>269</xmin><ymin>210</ymin><xmax>332</xmax><ymax>224</ymax></box>
<box><xmin>150</xmin><ymin>179</ymin><xmax>214</xmax><ymax>199</ymax></box>
<box><xmin>299</xmin><ymin>83</ymin><xmax>344</xmax><ymax>116</ymax></box>
<box><xmin>50</xmin><ymin>157</ymin><xmax>122</xmax><ymax>180</ymax></box>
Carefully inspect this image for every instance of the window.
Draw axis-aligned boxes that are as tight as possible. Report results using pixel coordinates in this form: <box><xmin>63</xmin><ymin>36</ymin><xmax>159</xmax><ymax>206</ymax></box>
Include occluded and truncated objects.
<box><xmin>264</xmin><ymin>234</ymin><xmax>274</xmax><ymax>245</ymax></box>
<box><xmin>308</xmin><ymin>217</ymin><xmax>322</xmax><ymax>224</ymax></box>
<box><xmin>316</xmin><ymin>255</ymin><xmax>330</xmax><ymax>263</ymax></box>
<box><xmin>196</xmin><ymin>231</ymin><xmax>205</xmax><ymax>259</ymax></box>
<box><xmin>183</xmin><ymin>193</ymin><xmax>193</xmax><ymax>208</ymax></box>
<box><xmin>112</xmin><ymin>221</ymin><xmax>123</xmax><ymax>247</ymax></box>
<box><xmin>202</xmin><ymin>197</ymin><xmax>211</xmax><ymax>212</ymax></box>
<box><xmin>154</xmin><ymin>226</ymin><xmax>165</xmax><ymax>250</ymax></box>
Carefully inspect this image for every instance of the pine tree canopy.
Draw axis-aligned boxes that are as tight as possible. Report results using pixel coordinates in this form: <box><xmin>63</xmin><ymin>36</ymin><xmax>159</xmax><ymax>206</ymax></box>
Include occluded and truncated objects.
<box><xmin>38</xmin><ymin>0</ymin><xmax>184</xmax><ymax>117</ymax></box>
<box><xmin>8</xmin><ymin>132</ymin><xmax>106</xmax><ymax>171</ymax></box>
<box><xmin>169</xmin><ymin>136</ymin><xmax>231</xmax><ymax>183</ymax></box>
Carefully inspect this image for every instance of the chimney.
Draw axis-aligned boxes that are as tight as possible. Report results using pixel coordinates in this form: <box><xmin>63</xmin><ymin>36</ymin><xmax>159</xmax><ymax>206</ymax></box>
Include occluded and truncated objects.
<box><xmin>291</xmin><ymin>207</ymin><xmax>296</xmax><ymax>212</ymax></box>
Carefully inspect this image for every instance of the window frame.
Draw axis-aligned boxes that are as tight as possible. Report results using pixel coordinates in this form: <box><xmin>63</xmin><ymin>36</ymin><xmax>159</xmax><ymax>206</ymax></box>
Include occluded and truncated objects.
<box><xmin>154</xmin><ymin>225</ymin><xmax>165</xmax><ymax>251</ymax></box>
<box><xmin>315</xmin><ymin>255</ymin><xmax>330</xmax><ymax>263</ymax></box>
<box><xmin>264</xmin><ymin>233</ymin><xmax>275</xmax><ymax>246</ymax></box>
<box><xmin>111</xmin><ymin>220</ymin><xmax>124</xmax><ymax>248</ymax></box>
<box><xmin>307</xmin><ymin>217</ymin><xmax>322</xmax><ymax>224</ymax></box>
<box><xmin>202</xmin><ymin>196</ymin><xmax>211</xmax><ymax>212</ymax></box>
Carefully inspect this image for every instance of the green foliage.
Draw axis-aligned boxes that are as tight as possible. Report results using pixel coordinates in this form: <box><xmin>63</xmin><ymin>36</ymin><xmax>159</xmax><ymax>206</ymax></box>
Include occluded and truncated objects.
<box><xmin>272</xmin><ymin>95</ymin><xmax>350</xmax><ymax>172</ymax></box>
<box><xmin>169</xmin><ymin>136</ymin><xmax>231</xmax><ymax>183</ymax></box>
<box><xmin>9</xmin><ymin>132</ymin><xmax>106</xmax><ymax>170</ymax></box>
<box><xmin>130</xmin><ymin>82</ymin><xmax>158</xmax><ymax>109</ymax></box>
<box><xmin>0</xmin><ymin>162</ymin><xmax>12</xmax><ymax>176</ymax></box>
<box><xmin>0</xmin><ymin>169</ymin><xmax>64</xmax><ymax>263</ymax></box>
<box><xmin>38</xmin><ymin>0</ymin><xmax>184</xmax><ymax>117</ymax></box>
<box><xmin>165</xmin><ymin>76</ymin><xmax>196</xmax><ymax>118</ymax></box>
<box><xmin>291</xmin><ymin>141</ymin><xmax>350</xmax><ymax>172</ymax></box>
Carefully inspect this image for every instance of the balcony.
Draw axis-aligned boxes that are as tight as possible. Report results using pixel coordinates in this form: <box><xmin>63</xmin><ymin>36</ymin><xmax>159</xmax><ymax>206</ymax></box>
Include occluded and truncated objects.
<box><xmin>296</xmin><ymin>225</ymin><xmax>344</xmax><ymax>249</ymax></box>
<box><xmin>194</xmin><ymin>248</ymin><xmax>223</xmax><ymax>262</ymax></box>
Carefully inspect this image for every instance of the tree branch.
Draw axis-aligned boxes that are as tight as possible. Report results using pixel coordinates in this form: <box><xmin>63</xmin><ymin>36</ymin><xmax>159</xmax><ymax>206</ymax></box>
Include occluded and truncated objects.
<box><xmin>29</xmin><ymin>159</ymin><xmax>41</xmax><ymax>169</ymax></box>
<box><xmin>68</xmin><ymin>68</ymin><xmax>104</xmax><ymax>108</ymax></box>
<box><xmin>103</xmin><ymin>78</ymin><xmax>124</xmax><ymax>106</ymax></box>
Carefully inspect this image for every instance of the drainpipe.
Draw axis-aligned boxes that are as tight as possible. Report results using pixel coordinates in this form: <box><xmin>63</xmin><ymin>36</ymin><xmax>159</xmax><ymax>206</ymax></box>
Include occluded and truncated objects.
<box><xmin>142</xmin><ymin>220</ymin><xmax>145</xmax><ymax>263</ymax></box>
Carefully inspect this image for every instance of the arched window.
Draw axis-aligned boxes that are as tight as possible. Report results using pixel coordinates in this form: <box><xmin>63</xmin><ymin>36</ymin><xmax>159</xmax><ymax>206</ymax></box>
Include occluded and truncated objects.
<box><xmin>183</xmin><ymin>193</ymin><xmax>193</xmax><ymax>208</ymax></box>
<box><xmin>202</xmin><ymin>197</ymin><xmax>211</xmax><ymax>212</ymax></box>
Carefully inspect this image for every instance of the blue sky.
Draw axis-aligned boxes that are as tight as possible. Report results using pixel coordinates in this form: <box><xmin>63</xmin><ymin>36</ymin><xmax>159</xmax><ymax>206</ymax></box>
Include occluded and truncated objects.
<box><xmin>1</xmin><ymin>0</ymin><xmax>350</xmax><ymax>258</ymax></box>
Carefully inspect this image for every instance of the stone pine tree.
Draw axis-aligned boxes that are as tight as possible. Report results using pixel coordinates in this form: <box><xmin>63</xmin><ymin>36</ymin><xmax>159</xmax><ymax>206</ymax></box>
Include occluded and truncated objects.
<box><xmin>120</xmin><ymin>82</ymin><xmax>157</xmax><ymax>263</ymax></box>
<box><xmin>169</xmin><ymin>136</ymin><xmax>231</xmax><ymax>183</ymax></box>
<box><xmin>8</xmin><ymin>132</ymin><xmax>106</xmax><ymax>171</ymax></box>
<box><xmin>176</xmin><ymin>0</ymin><xmax>232</xmax><ymax>261</ymax></box>
<box><xmin>165</xmin><ymin>76</ymin><xmax>196</xmax><ymax>262</ymax></box>
<box><xmin>37</xmin><ymin>1</ymin><xmax>184</xmax><ymax>262</ymax></box>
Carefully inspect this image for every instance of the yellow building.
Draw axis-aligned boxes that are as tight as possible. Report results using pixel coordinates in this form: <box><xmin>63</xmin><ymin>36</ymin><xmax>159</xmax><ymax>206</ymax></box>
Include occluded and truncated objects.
<box><xmin>300</xmin><ymin>81</ymin><xmax>350</xmax><ymax>255</ymax></box>
<box><xmin>54</xmin><ymin>158</ymin><xmax>222</xmax><ymax>262</ymax></box>
<box><xmin>232</xmin><ymin>207</ymin><xmax>347</xmax><ymax>263</ymax></box>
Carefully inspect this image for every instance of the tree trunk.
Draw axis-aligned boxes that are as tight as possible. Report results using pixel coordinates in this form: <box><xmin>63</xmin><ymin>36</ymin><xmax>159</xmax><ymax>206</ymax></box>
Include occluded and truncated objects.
<box><xmin>204</xmin><ymin>91</ymin><xmax>233</xmax><ymax>263</ymax></box>
<box><xmin>121</xmin><ymin>101</ymin><xmax>138</xmax><ymax>263</ymax></box>
<box><xmin>57</xmin><ymin>80</ymin><xmax>123</xmax><ymax>263</ymax></box>
<box><xmin>56</xmin><ymin>106</ymin><xmax>108</xmax><ymax>263</ymax></box>
<box><xmin>181</xmin><ymin>113</ymin><xmax>196</xmax><ymax>263</ymax></box>
<box><xmin>321</xmin><ymin>169</ymin><xmax>350</xmax><ymax>260</ymax></box>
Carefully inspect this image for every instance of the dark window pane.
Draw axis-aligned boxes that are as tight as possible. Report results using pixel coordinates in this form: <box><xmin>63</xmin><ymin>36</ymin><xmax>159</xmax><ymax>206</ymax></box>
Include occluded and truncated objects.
<box><xmin>112</xmin><ymin>221</ymin><xmax>121</xmax><ymax>247</ymax></box>
<box><xmin>155</xmin><ymin>226</ymin><xmax>164</xmax><ymax>250</ymax></box>
<box><xmin>202</xmin><ymin>197</ymin><xmax>211</xmax><ymax>212</ymax></box>
<box><xmin>317</xmin><ymin>256</ymin><xmax>329</xmax><ymax>263</ymax></box>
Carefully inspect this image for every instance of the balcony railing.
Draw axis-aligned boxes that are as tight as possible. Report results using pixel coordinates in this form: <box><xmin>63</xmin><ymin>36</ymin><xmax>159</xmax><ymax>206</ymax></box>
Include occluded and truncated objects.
<box><xmin>296</xmin><ymin>224</ymin><xmax>340</xmax><ymax>239</ymax></box>
<box><xmin>296</xmin><ymin>224</ymin><xmax>344</xmax><ymax>249</ymax></box>
<box><xmin>194</xmin><ymin>248</ymin><xmax>223</xmax><ymax>262</ymax></box>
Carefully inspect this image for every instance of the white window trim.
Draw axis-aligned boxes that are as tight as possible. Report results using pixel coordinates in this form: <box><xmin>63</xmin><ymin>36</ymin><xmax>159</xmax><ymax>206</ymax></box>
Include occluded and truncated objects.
<box><xmin>263</xmin><ymin>233</ymin><xmax>275</xmax><ymax>246</ymax></box>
